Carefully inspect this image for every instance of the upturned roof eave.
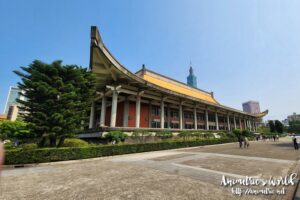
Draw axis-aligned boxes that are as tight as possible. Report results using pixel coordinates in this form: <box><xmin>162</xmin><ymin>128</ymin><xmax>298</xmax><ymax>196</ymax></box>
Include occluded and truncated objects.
<box><xmin>91</xmin><ymin>26</ymin><xmax>261</xmax><ymax>118</ymax></box>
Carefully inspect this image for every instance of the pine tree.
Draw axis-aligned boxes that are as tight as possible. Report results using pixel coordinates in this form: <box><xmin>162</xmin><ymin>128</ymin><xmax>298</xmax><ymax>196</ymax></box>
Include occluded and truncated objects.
<box><xmin>274</xmin><ymin>120</ymin><xmax>283</xmax><ymax>133</ymax></box>
<box><xmin>269</xmin><ymin>120</ymin><xmax>276</xmax><ymax>133</ymax></box>
<box><xmin>14</xmin><ymin>60</ymin><xmax>96</xmax><ymax>147</ymax></box>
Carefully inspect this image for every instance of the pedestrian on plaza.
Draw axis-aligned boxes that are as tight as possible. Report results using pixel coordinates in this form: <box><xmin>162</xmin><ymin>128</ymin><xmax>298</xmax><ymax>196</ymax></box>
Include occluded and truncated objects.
<box><xmin>276</xmin><ymin>135</ymin><xmax>279</xmax><ymax>141</ymax></box>
<box><xmin>292</xmin><ymin>136</ymin><xmax>299</xmax><ymax>150</ymax></box>
<box><xmin>273</xmin><ymin>135</ymin><xmax>276</xmax><ymax>142</ymax></box>
<box><xmin>244</xmin><ymin>137</ymin><xmax>250</xmax><ymax>148</ymax></box>
<box><xmin>238</xmin><ymin>137</ymin><xmax>243</xmax><ymax>148</ymax></box>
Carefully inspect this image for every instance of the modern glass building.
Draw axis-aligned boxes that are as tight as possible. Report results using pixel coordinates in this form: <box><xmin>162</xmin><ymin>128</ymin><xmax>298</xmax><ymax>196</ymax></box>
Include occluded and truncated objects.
<box><xmin>4</xmin><ymin>86</ymin><xmax>22</xmax><ymax>114</ymax></box>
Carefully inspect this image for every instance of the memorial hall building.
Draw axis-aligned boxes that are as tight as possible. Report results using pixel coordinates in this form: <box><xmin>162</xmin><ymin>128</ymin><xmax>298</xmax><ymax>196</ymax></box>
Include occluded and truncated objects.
<box><xmin>88</xmin><ymin>26</ymin><xmax>267</xmax><ymax>132</ymax></box>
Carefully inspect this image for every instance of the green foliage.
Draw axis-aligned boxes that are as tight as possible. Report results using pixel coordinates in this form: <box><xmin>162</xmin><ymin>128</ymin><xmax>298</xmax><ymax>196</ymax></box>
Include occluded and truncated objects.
<box><xmin>269</xmin><ymin>121</ymin><xmax>276</xmax><ymax>133</ymax></box>
<box><xmin>131</xmin><ymin>130</ymin><xmax>151</xmax><ymax>143</ymax></box>
<box><xmin>104</xmin><ymin>131</ymin><xmax>128</xmax><ymax>144</ymax></box>
<box><xmin>274</xmin><ymin>120</ymin><xmax>283</xmax><ymax>133</ymax></box>
<box><xmin>156</xmin><ymin>131</ymin><xmax>172</xmax><ymax>138</ymax></box>
<box><xmin>4</xmin><ymin>138</ymin><xmax>237</xmax><ymax>165</ymax></box>
<box><xmin>178</xmin><ymin>131</ymin><xmax>192</xmax><ymax>140</ymax></box>
<box><xmin>4</xmin><ymin>142</ymin><xmax>13</xmax><ymax>150</ymax></box>
<box><xmin>257</xmin><ymin>126</ymin><xmax>271</xmax><ymax>135</ymax></box>
<box><xmin>289</xmin><ymin>120</ymin><xmax>300</xmax><ymax>133</ymax></box>
<box><xmin>0</xmin><ymin>120</ymin><xmax>32</xmax><ymax>140</ymax></box>
<box><xmin>22</xmin><ymin>143</ymin><xmax>38</xmax><ymax>150</ymax></box>
<box><xmin>233</xmin><ymin>129</ymin><xmax>242</xmax><ymax>138</ymax></box>
<box><xmin>14</xmin><ymin>60</ymin><xmax>96</xmax><ymax>147</ymax></box>
<box><xmin>242</xmin><ymin>129</ymin><xmax>250</xmax><ymax>136</ymax></box>
<box><xmin>62</xmin><ymin>138</ymin><xmax>89</xmax><ymax>147</ymax></box>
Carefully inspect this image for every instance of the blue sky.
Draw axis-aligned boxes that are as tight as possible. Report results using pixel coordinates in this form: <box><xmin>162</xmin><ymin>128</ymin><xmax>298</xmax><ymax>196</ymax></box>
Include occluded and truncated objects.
<box><xmin>0</xmin><ymin>0</ymin><xmax>299</xmax><ymax>120</ymax></box>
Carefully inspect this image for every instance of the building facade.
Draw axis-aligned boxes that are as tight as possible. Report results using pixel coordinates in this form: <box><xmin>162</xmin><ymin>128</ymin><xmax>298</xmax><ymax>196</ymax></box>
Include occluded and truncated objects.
<box><xmin>87</xmin><ymin>26</ymin><xmax>267</xmax><ymax>132</ymax></box>
<box><xmin>242</xmin><ymin>101</ymin><xmax>261</xmax><ymax>114</ymax></box>
<box><xmin>4</xmin><ymin>86</ymin><xmax>22</xmax><ymax>114</ymax></box>
<box><xmin>287</xmin><ymin>113</ymin><xmax>300</xmax><ymax>122</ymax></box>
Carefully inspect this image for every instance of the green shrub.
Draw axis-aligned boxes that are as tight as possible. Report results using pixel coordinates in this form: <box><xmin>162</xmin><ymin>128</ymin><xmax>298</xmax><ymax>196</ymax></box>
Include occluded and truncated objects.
<box><xmin>192</xmin><ymin>132</ymin><xmax>204</xmax><ymax>138</ymax></box>
<box><xmin>4</xmin><ymin>142</ymin><xmax>13</xmax><ymax>150</ymax></box>
<box><xmin>225</xmin><ymin>132</ymin><xmax>236</xmax><ymax>138</ymax></box>
<box><xmin>105</xmin><ymin>131</ymin><xmax>128</xmax><ymax>144</ymax></box>
<box><xmin>233</xmin><ymin>129</ymin><xmax>242</xmax><ymax>138</ymax></box>
<box><xmin>62</xmin><ymin>138</ymin><xmax>89</xmax><ymax>147</ymax></box>
<box><xmin>4</xmin><ymin>138</ymin><xmax>237</xmax><ymax>165</ymax></box>
<box><xmin>156</xmin><ymin>131</ymin><xmax>172</xmax><ymax>138</ymax></box>
<box><xmin>131</xmin><ymin>130</ymin><xmax>151</xmax><ymax>143</ymax></box>
<box><xmin>217</xmin><ymin>132</ymin><xmax>227</xmax><ymax>138</ymax></box>
<box><xmin>22</xmin><ymin>143</ymin><xmax>38</xmax><ymax>150</ymax></box>
<box><xmin>178</xmin><ymin>131</ymin><xmax>192</xmax><ymax>140</ymax></box>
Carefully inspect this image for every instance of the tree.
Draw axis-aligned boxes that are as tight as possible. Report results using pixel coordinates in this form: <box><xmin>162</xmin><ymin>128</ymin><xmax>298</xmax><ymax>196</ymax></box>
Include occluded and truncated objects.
<box><xmin>274</xmin><ymin>120</ymin><xmax>283</xmax><ymax>133</ymax></box>
<box><xmin>0</xmin><ymin>120</ymin><xmax>32</xmax><ymax>141</ymax></box>
<box><xmin>289</xmin><ymin>121</ymin><xmax>300</xmax><ymax>133</ymax></box>
<box><xmin>269</xmin><ymin>121</ymin><xmax>275</xmax><ymax>133</ymax></box>
<box><xmin>14</xmin><ymin>60</ymin><xmax>96</xmax><ymax>147</ymax></box>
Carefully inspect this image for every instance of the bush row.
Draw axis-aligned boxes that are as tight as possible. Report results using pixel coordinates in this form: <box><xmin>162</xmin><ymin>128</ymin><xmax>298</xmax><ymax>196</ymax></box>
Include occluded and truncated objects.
<box><xmin>5</xmin><ymin>138</ymin><xmax>236</xmax><ymax>165</ymax></box>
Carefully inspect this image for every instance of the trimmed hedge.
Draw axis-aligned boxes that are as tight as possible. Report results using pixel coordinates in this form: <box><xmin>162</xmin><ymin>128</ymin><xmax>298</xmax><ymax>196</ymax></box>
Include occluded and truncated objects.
<box><xmin>5</xmin><ymin>138</ymin><xmax>236</xmax><ymax>165</ymax></box>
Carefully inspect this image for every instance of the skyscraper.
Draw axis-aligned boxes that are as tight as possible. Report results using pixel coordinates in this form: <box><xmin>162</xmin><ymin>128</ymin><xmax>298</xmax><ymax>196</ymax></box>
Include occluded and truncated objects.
<box><xmin>187</xmin><ymin>65</ymin><xmax>197</xmax><ymax>88</ymax></box>
<box><xmin>4</xmin><ymin>86</ymin><xmax>24</xmax><ymax>114</ymax></box>
<box><xmin>242</xmin><ymin>101</ymin><xmax>261</xmax><ymax>114</ymax></box>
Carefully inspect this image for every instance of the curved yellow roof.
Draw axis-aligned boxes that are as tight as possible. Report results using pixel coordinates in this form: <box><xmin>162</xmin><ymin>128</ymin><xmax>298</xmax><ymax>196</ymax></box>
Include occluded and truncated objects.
<box><xmin>142</xmin><ymin>73</ymin><xmax>218</xmax><ymax>104</ymax></box>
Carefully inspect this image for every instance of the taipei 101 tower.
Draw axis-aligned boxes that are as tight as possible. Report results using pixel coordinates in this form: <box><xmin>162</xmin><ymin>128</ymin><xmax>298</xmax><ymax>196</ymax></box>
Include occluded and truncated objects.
<box><xmin>187</xmin><ymin>64</ymin><xmax>197</xmax><ymax>88</ymax></box>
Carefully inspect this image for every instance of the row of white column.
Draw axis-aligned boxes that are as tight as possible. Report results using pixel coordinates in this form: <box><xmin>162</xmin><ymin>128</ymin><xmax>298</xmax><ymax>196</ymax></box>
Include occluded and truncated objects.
<box><xmin>89</xmin><ymin>94</ymin><xmax>257</xmax><ymax>131</ymax></box>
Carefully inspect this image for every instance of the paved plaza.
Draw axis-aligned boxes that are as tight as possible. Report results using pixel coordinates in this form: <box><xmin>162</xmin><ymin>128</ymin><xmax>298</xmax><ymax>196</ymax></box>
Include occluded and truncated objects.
<box><xmin>1</xmin><ymin>137</ymin><xmax>299</xmax><ymax>200</ymax></box>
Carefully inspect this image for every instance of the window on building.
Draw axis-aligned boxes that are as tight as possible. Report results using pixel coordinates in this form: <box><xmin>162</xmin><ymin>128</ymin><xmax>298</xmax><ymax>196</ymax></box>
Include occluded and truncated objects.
<box><xmin>208</xmin><ymin>114</ymin><xmax>216</xmax><ymax>122</ymax></box>
<box><xmin>184</xmin><ymin>112</ymin><xmax>193</xmax><ymax>119</ymax></box>
<box><xmin>197</xmin><ymin>113</ymin><xmax>205</xmax><ymax>121</ymax></box>
<box><xmin>151</xmin><ymin>106</ymin><xmax>160</xmax><ymax>116</ymax></box>
<box><xmin>185</xmin><ymin>123</ymin><xmax>193</xmax><ymax>129</ymax></box>
<box><xmin>197</xmin><ymin>124</ymin><xmax>205</xmax><ymax>130</ymax></box>
<box><xmin>151</xmin><ymin>121</ymin><xmax>161</xmax><ymax>128</ymax></box>
<box><xmin>170</xmin><ymin>122</ymin><xmax>179</xmax><ymax>129</ymax></box>
<box><xmin>170</xmin><ymin>110</ymin><xmax>179</xmax><ymax>118</ymax></box>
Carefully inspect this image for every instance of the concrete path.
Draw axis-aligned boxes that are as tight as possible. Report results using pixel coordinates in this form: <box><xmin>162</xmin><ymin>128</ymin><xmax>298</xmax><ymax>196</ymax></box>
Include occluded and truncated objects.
<box><xmin>1</xmin><ymin>137</ymin><xmax>299</xmax><ymax>200</ymax></box>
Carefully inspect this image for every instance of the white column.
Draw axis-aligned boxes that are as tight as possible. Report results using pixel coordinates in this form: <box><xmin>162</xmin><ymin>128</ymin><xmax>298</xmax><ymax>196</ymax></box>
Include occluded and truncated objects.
<box><xmin>227</xmin><ymin>114</ymin><xmax>231</xmax><ymax>131</ymax></box>
<box><xmin>239</xmin><ymin>118</ymin><xmax>242</xmax><ymax>129</ymax></box>
<box><xmin>123</xmin><ymin>97</ymin><xmax>129</xmax><ymax>127</ymax></box>
<box><xmin>148</xmin><ymin>103</ymin><xmax>152</xmax><ymax>128</ymax></box>
<box><xmin>215</xmin><ymin>112</ymin><xmax>219</xmax><ymax>131</ymax></box>
<box><xmin>233</xmin><ymin>115</ymin><xmax>237</xmax><ymax>129</ymax></box>
<box><xmin>244</xmin><ymin>119</ymin><xmax>247</xmax><ymax>130</ymax></box>
<box><xmin>167</xmin><ymin>105</ymin><xmax>171</xmax><ymax>128</ymax></box>
<box><xmin>250</xmin><ymin>119</ymin><xmax>253</xmax><ymax>131</ymax></box>
<box><xmin>100</xmin><ymin>96</ymin><xmax>106</xmax><ymax>127</ymax></box>
<box><xmin>247</xmin><ymin>120</ymin><xmax>250</xmax><ymax>130</ymax></box>
<box><xmin>89</xmin><ymin>101</ymin><xmax>95</xmax><ymax>128</ymax></box>
<box><xmin>205</xmin><ymin>110</ymin><xmax>209</xmax><ymax>130</ymax></box>
<box><xmin>135</xmin><ymin>95</ymin><xmax>141</xmax><ymax>128</ymax></box>
<box><xmin>110</xmin><ymin>90</ymin><xmax>118</xmax><ymax>127</ymax></box>
<box><xmin>179</xmin><ymin>103</ymin><xmax>183</xmax><ymax>129</ymax></box>
<box><xmin>194</xmin><ymin>106</ymin><xmax>197</xmax><ymax>130</ymax></box>
<box><xmin>160</xmin><ymin>100</ymin><xmax>164</xmax><ymax>129</ymax></box>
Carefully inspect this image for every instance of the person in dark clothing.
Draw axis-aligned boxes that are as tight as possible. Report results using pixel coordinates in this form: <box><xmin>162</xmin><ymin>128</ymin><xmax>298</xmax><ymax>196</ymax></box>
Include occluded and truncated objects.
<box><xmin>238</xmin><ymin>137</ymin><xmax>243</xmax><ymax>148</ymax></box>
<box><xmin>273</xmin><ymin>135</ymin><xmax>276</xmax><ymax>142</ymax></box>
<box><xmin>293</xmin><ymin>136</ymin><xmax>299</xmax><ymax>150</ymax></box>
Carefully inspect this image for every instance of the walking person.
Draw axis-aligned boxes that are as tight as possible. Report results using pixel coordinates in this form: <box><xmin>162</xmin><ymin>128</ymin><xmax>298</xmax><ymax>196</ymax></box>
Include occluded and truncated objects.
<box><xmin>292</xmin><ymin>136</ymin><xmax>299</xmax><ymax>150</ymax></box>
<box><xmin>244</xmin><ymin>137</ymin><xmax>250</xmax><ymax>148</ymax></box>
<box><xmin>238</xmin><ymin>137</ymin><xmax>243</xmax><ymax>148</ymax></box>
